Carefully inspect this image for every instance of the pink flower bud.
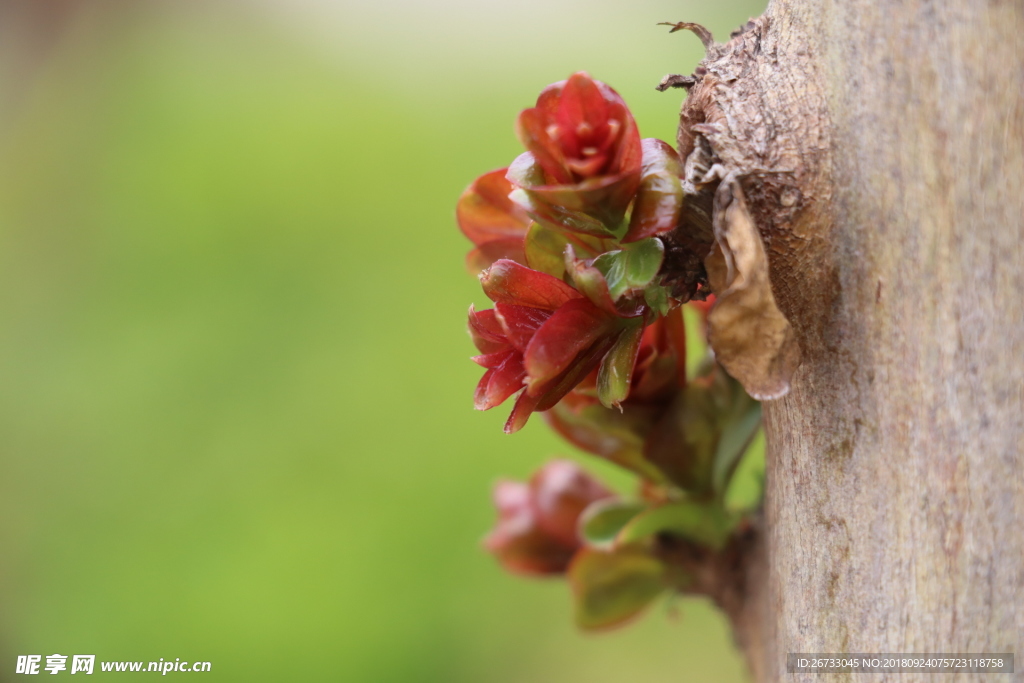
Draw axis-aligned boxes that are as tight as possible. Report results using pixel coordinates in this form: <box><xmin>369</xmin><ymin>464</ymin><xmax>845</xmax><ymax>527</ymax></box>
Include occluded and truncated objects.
<box><xmin>484</xmin><ymin>461</ymin><xmax>614</xmax><ymax>576</ymax></box>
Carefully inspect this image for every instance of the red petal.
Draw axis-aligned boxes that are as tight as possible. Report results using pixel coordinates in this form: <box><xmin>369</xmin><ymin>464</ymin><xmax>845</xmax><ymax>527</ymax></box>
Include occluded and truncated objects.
<box><xmin>504</xmin><ymin>388</ymin><xmax>545</xmax><ymax>434</ymax></box>
<box><xmin>495</xmin><ymin>303</ymin><xmax>550</xmax><ymax>352</ymax></box>
<box><xmin>473</xmin><ymin>368</ymin><xmax>496</xmax><ymax>409</ymax></box>
<box><xmin>477</xmin><ymin>353</ymin><xmax>527</xmax><ymax>410</ymax></box>
<box><xmin>457</xmin><ymin>169</ymin><xmax>530</xmax><ymax>246</ymax></box>
<box><xmin>493</xmin><ymin>479</ymin><xmax>530</xmax><ymax>518</ymax></box>
<box><xmin>533</xmin><ymin>333</ymin><xmax>619</xmax><ymax>411</ymax></box>
<box><xmin>484</xmin><ymin>478</ymin><xmax>576</xmax><ymax>574</ymax></box>
<box><xmin>480</xmin><ymin>260</ymin><xmax>581</xmax><ymax>310</ymax></box>
<box><xmin>534</xmin><ymin>81</ymin><xmax>564</xmax><ymax>119</ymax></box>
<box><xmin>515</xmin><ymin>108</ymin><xmax>573</xmax><ymax>184</ymax></box>
<box><xmin>468</xmin><ymin>305</ymin><xmax>509</xmax><ymax>354</ymax></box>
<box><xmin>565</xmin><ymin>153</ymin><xmax>610</xmax><ymax>178</ymax></box>
<box><xmin>600</xmin><ymin>86</ymin><xmax>642</xmax><ymax>174</ymax></box>
<box><xmin>530</xmin><ymin>459</ymin><xmax>614</xmax><ymax>547</ymax></box>
<box><xmin>504</xmin><ymin>329</ymin><xmax>619</xmax><ymax>434</ymax></box>
<box><xmin>472</xmin><ymin>348</ymin><xmax>516</xmax><ymax>369</ymax></box>
<box><xmin>524</xmin><ymin>298</ymin><xmax>615</xmax><ymax>393</ymax></box>
<box><xmin>555</xmin><ymin>73</ymin><xmax>609</xmax><ymax>162</ymax></box>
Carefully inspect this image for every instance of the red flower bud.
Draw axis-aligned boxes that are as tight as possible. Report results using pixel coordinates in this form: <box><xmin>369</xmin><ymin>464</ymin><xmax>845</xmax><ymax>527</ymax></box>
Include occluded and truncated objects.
<box><xmin>508</xmin><ymin>73</ymin><xmax>643</xmax><ymax>236</ymax></box>
<box><xmin>469</xmin><ymin>260</ymin><xmax>626</xmax><ymax>433</ymax></box>
<box><xmin>516</xmin><ymin>73</ymin><xmax>641</xmax><ymax>185</ymax></box>
<box><xmin>484</xmin><ymin>460</ymin><xmax>614</xmax><ymax>576</ymax></box>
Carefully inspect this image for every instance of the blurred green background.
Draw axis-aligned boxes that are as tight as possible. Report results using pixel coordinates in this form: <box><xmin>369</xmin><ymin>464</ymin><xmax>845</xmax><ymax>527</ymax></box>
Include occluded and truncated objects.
<box><xmin>0</xmin><ymin>0</ymin><xmax>764</xmax><ymax>680</ymax></box>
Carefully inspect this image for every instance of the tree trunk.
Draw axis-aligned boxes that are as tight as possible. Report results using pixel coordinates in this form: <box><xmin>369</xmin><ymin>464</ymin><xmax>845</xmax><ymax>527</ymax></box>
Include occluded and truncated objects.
<box><xmin>670</xmin><ymin>0</ymin><xmax>1024</xmax><ymax>680</ymax></box>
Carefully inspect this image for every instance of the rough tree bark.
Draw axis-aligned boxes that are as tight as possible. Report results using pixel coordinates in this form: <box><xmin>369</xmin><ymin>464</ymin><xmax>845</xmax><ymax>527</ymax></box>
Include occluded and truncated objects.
<box><xmin>665</xmin><ymin>0</ymin><xmax>1024</xmax><ymax>680</ymax></box>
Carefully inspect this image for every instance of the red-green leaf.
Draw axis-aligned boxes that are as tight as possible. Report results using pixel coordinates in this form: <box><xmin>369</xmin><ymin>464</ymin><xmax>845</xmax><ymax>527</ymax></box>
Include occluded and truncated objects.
<box><xmin>593</xmin><ymin>238</ymin><xmax>665</xmax><ymax>301</ymax></box>
<box><xmin>568</xmin><ymin>546</ymin><xmax>666</xmax><ymax>631</ymax></box>
<box><xmin>507</xmin><ymin>152</ymin><xmax>639</xmax><ymax>238</ymax></box>
<box><xmin>616</xmin><ymin>500</ymin><xmax>736</xmax><ymax>551</ymax></box>
<box><xmin>623</xmin><ymin>139</ymin><xmax>684</xmax><ymax>243</ymax></box>
<box><xmin>532</xmin><ymin>334</ymin><xmax>619</xmax><ymax>412</ymax></box>
<box><xmin>524</xmin><ymin>298</ymin><xmax>615</xmax><ymax>393</ymax></box>
<box><xmin>712</xmin><ymin>397</ymin><xmax>762</xmax><ymax>493</ymax></box>
<box><xmin>643</xmin><ymin>380</ymin><xmax>720</xmax><ymax>493</ymax></box>
<box><xmin>457</xmin><ymin>169</ymin><xmax>531</xmax><ymax>245</ymax></box>
<box><xmin>544</xmin><ymin>400</ymin><xmax>666</xmax><ymax>482</ymax></box>
<box><xmin>480</xmin><ymin>259</ymin><xmax>580</xmax><ymax>310</ymax></box>
<box><xmin>579</xmin><ymin>499</ymin><xmax>647</xmax><ymax>548</ymax></box>
<box><xmin>523</xmin><ymin>222</ymin><xmax>570</xmax><ymax>278</ymax></box>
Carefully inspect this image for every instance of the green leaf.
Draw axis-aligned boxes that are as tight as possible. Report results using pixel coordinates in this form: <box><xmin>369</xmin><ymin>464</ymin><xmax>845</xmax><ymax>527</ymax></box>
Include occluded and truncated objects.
<box><xmin>712</xmin><ymin>398</ymin><xmax>762</xmax><ymax>493</ymax></box>
<box><xmin>643</xmin><ymin>283</ymin><xmax>671</xmax><ymax>317</ymax></box>
<box><xmin>523</xmin><ymin>222</ymin><xmax>569</xmax><ymax>278</ymax></box>
<box><xmin>569</xmin><ymin>546</ymin><xmax>666</xmax><ymax>631</ymax></box>
<box><xmin>579</xmin><ymin>499</ymin><xmax>647</xmax><ymax>548</ymax></box>
<box><xmin>596</xmin><ymin>320</ymin><xmax>644</xmax><ymax>408</ymax></box>
<box><xmin>594</xmin><ymin>238</ymin><xmax>665</xmax><ymax>301</ymax></box>
<box><xmin>617</xmin><ymin>500</ymin><xmax>736</xmax><ymax>550</ymax></box>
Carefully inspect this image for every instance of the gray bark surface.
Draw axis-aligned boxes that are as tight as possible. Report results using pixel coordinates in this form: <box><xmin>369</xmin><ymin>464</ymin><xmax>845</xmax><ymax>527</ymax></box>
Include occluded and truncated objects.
<box><xmin>671</xmin><ymin>0</ymin><xmax>1024</xmax><ymax>679</ymax></box>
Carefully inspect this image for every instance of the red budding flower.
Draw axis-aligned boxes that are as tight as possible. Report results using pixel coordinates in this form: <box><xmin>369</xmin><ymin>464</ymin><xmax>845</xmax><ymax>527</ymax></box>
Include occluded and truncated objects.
<box><xmin>459</xmin><ymin>72</ymin><xmax>687</xmax><ymax>432</ymax></box>
<box><xmin>484</xmin><ymin>460</ymin><xmax>614</xmax><ymax>575</ymax></box>
<box><xmin>470</xmin><ymin>260</ymin><xmax>622</xmax><ymax>433</ymax></box>
<box><xmin>459</xmin><ymin>71</ymin><xmax>765</xmax><ymax>634</ymax></box>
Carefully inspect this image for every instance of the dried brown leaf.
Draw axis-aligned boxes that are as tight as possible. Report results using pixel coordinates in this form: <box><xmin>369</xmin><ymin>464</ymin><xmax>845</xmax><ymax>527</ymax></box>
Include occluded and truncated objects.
<box><xmin>705</xmin><ymin>179</ymin><xmax>800</xmax><ymax>400</ymax></box>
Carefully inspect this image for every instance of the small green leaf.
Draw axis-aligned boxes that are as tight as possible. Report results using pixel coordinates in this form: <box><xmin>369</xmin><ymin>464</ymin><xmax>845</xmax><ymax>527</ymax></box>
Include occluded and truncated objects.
<box><xmin>569</xmin><ymin>546</ymin><xmax>666</xmax><ymax>631</ymax></box>
<box><xmin>579</xmin><ymin>499</ymin><xmax>647</xmax><ymax>548</ymax></box>
<box><xmin>597</xmin><ymin>321</ymin><xmax>645</xmax><ymax>408</ymax></box>
<box><xmin>594</xmin><ymin>238</ymin><xmax>665</xmax><ymax>301</ymax></box>
<box><xmin>523</xmin><ymin>222</ymin><xmax>569</xmax><ymax>278</ymax></box>
<box><xmin>712</xmin><ymin>398</ymin><xmax>762</xmax><ymax>493</ymax></box>
<box><xmin>643</xmin><ymin>284</ymin><xmax>671</xmax><ymax>317</ymax></box>
<box><xmin>617</xmin><ymin>500</ymin><xmax>736</xmax><ymax>550</ymax></box>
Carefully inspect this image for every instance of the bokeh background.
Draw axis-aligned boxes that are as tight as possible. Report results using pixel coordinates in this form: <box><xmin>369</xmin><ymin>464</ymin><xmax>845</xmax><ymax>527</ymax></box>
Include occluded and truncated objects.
<box><xmin>0</xmin><ymin>0</ymin><xmax>765</xmax><ymax>680</ymax></box>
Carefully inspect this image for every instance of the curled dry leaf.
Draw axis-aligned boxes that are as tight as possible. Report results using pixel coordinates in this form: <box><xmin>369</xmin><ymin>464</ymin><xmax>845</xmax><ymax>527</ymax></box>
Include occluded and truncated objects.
<box><xmin>704</xmin><ymin>179</ymin><xmax>800</xmax><ymax>400</ymax></box>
